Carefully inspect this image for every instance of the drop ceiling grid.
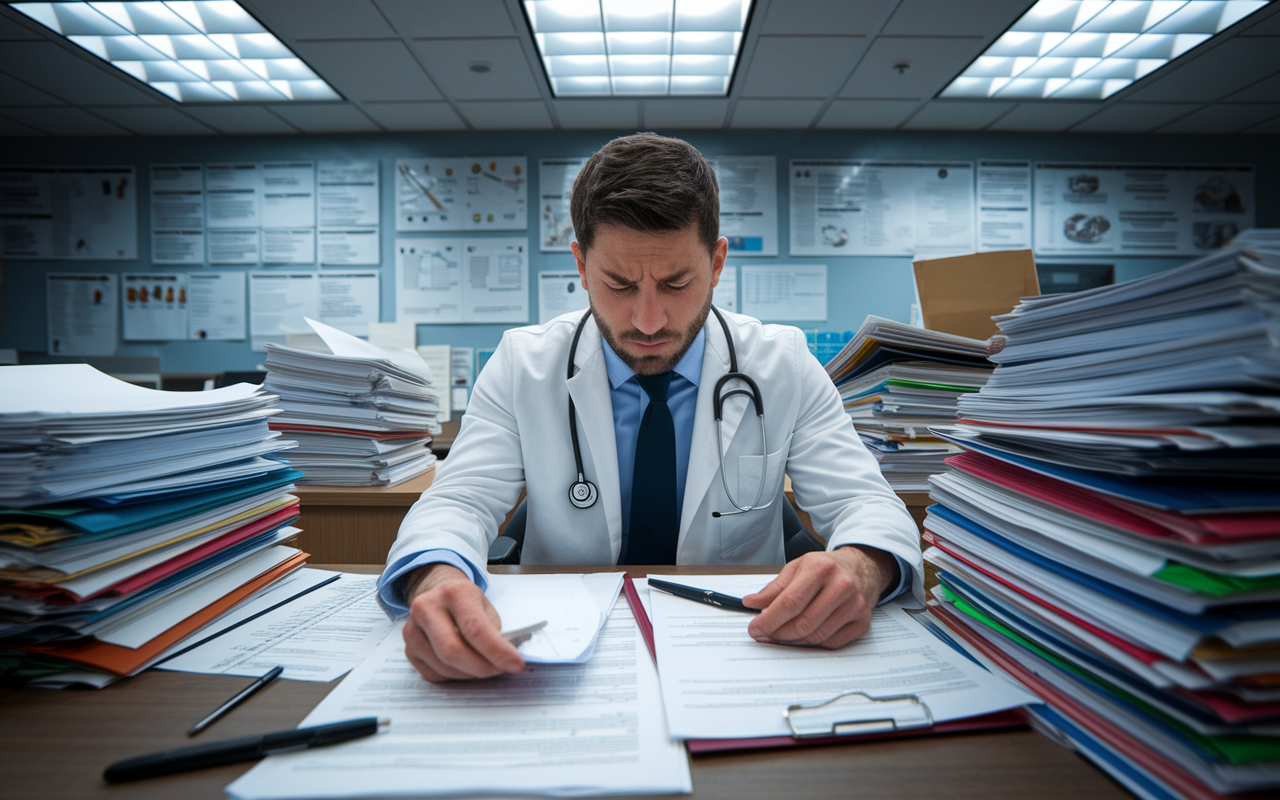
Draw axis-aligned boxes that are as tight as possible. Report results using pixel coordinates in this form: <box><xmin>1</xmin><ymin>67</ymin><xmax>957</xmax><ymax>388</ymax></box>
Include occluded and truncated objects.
<box><xmin>0</xmin><ymin>0</ymin><xmax>1277</xmax><ymax>134</ymax></box>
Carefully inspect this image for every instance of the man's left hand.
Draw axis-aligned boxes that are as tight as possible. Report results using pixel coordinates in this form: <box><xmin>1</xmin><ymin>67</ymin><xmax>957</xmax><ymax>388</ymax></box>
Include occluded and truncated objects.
<box><xmin>741</xmin><ymin>546</ymin><xmax>898</xmax><ymax>649</ymax></box>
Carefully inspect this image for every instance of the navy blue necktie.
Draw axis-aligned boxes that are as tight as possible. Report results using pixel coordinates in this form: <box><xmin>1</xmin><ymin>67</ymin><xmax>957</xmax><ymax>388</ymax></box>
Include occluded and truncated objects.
<box><xmin>624</xmin><ymin>371</ymin><xmax>679</xmax><ymax>565</ymax></box>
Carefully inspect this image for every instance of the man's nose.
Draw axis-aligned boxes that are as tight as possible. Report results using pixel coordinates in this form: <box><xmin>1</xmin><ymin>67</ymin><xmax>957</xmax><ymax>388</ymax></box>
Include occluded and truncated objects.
<box><xmin>632</xmin><ymin>285</ymin><xmax>667</xmax><ymax>335</ymax></box>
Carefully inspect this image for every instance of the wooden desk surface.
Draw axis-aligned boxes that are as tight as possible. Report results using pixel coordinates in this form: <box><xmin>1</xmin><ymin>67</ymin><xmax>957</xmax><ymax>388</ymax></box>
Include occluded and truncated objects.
<box><xmin>0</xmin><ymin>565</ymin><xmax>1128</xmax><ymax>800</ymax></box>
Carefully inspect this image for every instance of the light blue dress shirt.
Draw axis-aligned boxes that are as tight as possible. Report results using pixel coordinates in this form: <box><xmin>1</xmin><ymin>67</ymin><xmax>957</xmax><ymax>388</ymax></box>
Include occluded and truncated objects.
<box><xmin>377</xmin><ymin>328</ymin><xmax>911</xmax><ymax>615</ymax></box>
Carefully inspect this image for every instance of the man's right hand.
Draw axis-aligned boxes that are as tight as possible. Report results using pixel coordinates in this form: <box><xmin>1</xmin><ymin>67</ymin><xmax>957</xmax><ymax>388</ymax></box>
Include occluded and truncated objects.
<box><xmin>401</xmin><ymin>563</ymin><xmax>525</xmax><ymax>683</ymax></box>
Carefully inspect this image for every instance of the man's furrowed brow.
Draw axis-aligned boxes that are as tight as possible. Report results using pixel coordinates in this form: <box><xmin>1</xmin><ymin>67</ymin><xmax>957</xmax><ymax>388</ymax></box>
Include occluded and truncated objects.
<box><xmin>599</xmin><ymin>268</ymin><xmax>637</xmax><ymax>285</ymax></box>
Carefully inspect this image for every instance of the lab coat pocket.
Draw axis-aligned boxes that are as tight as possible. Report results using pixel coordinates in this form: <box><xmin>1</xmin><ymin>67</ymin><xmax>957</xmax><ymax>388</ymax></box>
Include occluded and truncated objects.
<box><xmin>719</xmin><ymin>436</ymin><xmax>790</xmax><ymax>562</ymax></box>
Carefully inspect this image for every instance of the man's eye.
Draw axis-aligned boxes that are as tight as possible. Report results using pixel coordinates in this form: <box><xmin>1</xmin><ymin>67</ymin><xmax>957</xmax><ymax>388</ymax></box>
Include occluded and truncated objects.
<box><xmin>665</xmin><ymin>282</ymin><xmax>690</xmax><ymax>291</ymax></box>
<box><xmin>608</xmin><ymin>283</ymin><xmax>635</xmax><ymax>293</ymax></box>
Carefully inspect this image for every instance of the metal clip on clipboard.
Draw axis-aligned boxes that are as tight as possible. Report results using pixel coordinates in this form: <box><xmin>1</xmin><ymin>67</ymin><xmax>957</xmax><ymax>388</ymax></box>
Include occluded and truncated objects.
<box><xmin>784</xmin><ymin>692</ymin><xmax>934</xmax><ymax>738</ymax></box>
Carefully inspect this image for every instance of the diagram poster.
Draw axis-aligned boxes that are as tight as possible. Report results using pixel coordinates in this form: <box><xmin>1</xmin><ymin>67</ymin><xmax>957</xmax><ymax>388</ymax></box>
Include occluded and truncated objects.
<box><xmin>789</xmin><ymin>161</ymin><xmax>974</xmax><ymax>257</ymax></box>
<box><xmin>396</xmin><ymin>157</ymin><xmax>527</xmax><ymax>233</ymax></box>
<box><xmin>188</xmin><ymin>272</ymin><xmax>245</xmax><ymax>341</ymax></box>
<box><xmin>2</xmin><ymin>166</ymin><xmax>137</xmax><ymax>260</ymax></box>
<box><xmin>712</xmin><ymin>156</ymin><xmax>778</xmax><ymax>257</ymax></box>
<box><xmin>740</xmin><ymin>265</ymin><xmax>827</xmax><ymax>322</ymax></box>
<box><xmin>122</xmin><ymin>272</ymin><xmax>187</xmax><ymax>341</ymax></box>
<box><xmin>538</xmin><ymin>158</ymin><xmax>585</xmax><ymax>251</ymax></box>
<box><xmin>396</xmin><ymin>238</ymin><xmax>464</xmax><ymax>323</ymax></box>
<box><xmin>1033</xmin><ymin>163</ymin><xmax>1255</xmax><ymax>256</ymax></box>
<box><xmin>46</xmin><ymin>273</ymin><xmax>118</xmax><ymax>355</ymax></box>
<box><xmin>150</xmin><ymin>164</ymin><xmax>204</xmax><ymax>265</ymax></box>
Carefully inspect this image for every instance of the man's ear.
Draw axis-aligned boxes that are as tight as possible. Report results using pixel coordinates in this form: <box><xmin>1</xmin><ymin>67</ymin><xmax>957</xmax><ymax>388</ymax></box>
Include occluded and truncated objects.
<box><xmin>571</xmin><ymin>241</ymin><xmax>588</xmax><ymax>291</ymax></box>
<box><xmin>709</xmin><ymin>237</ymin><xmax>728</xmax><ymax>289</ymax></box>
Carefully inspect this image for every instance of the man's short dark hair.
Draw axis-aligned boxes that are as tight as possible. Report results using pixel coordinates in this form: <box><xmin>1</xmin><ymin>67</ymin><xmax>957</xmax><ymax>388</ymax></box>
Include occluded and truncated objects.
<box><xmin>571</xmin><ymin>133</ymin><xmax>720</xmax><ymax>254</ymax></box>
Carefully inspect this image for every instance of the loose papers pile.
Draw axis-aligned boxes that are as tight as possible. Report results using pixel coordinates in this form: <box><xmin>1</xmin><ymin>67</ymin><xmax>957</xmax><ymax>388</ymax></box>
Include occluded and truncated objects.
<box><xmin>923</xmin><ymin>234</ymin><xmax>1280</xmax><ymax>800</ymax></box>
<box><xmin>824</xmin><ymin>316</ymin><xmax>994</xmax><ymax>490</ymax></box>
<box><xmin>0</xmin><ymin>365</ymin><xmax>307</xmax><ymax>687</ymax></box>
<box><xmin>265</xmin><ymin>319</ymin><xmax>440</xmax><ymax>487</ymax></box>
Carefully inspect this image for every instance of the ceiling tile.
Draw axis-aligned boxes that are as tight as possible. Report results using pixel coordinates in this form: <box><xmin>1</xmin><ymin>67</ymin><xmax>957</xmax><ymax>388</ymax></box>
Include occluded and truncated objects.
<box><xmin>293</xmin><ymin>41</ymin><xmax>441</xmax><ymax>101</ymax></box>
<box><xmin>1157</xmin><ymin>103</ymin><xmax>1280</xmax><ymax>133</ymax></box>
<box><xmin>1238</xmin><ymin>6</ymin><xmax>1280</xmax><ymax>35</ymax></box>
<box><xmin>883</xmin><ymin>0</ymin><xmax>1031</xmax><ymax>37</ymax></box>
<box><xmin>740</xmin><ymin>36</ymin><xmax>864</xmax><ymax>98</ymax></box>
<box><xmin>376</xmin><ymin>0</ymin><xmax>517</xmax><ymax>37</ymax></box>
<box><xmin>986</xmin><ymin>103</ymin><xmax>1103</xmax><ymax>131</ymax></box>
<box><xmin>0</xmin><ymin>43</ymin><xmax>161</xmax><ymax>106</ymax></box>
<box><xmin>1123</xmin><ymin>37</ymin><xmax>1280</xmax><ymax>103</ymax></box>
<box><xmin>839</xmin><ymin>36</ymin><xmax>984</xmax><ymax>99</ymax></box>
<box><xmin>88</xmin><ymin>106</ymin><xmax>216</xmax><ymax>135</ymax></box>
<box><xmin>182</xmin><ymin>105</ymin><xmax>299</xmax><ymax>134</ymax></box>
<box><xmin>1069</xmin><ymin>103</ymin><xmax>1199</xmax><ymax>132</ymax></box>
<box><xmin>250</xmin><ymin>0</ymin><xmax>396</xmax><ymax>40</ymax></box>
<box><xmin>901</xmin><ymin>101</ymin><xmax>1014</xmax><ymax>129</ymax></box>
<box><xmin>268</xmin><ymin>103</ymin><xmax>382</xmax><ymax>132</ymax></box>
<box><xmin>554</xmin><ymin>100</ymin><xmax>638</xmax><ymax>129</ymax></box>
<box><xmin>642</xmin><ymin>98</ymin><xmax>729</xmax><ymax>129</ymax></box>
<box><xmin>455</xmin><ymin>100</ymin><xmax>552</xmax><ymax>129</ymax></box>
<box><xmin>759</xmin><ymin>0</ymin><xmax>884</xmax><ymax>35</ymax></box>
<box><xmin>2</xmin><ymin>107</ymin><xmax>131</xmax><ymax>136</ymax></box>
<box><xmin>411</xmin><ymin>38</ymin><xmax>542</xmax><ymax>100</ymax></box>
<box><xmin>730</xmin><ymin>99</ymin><xmax>824</xmax><ymax>128</ymax></box>
<box><xmin>1223</xmin><ymin>72</ymin><xmax>1280</xmax><ymax>103</ymax></box>
<box><xmin>817</xmin><ymin>99</ymin><xmax>919</xmax><ymax>128</ymax></box>
<box><xmin>361</xmin><ymin>101</ymin><xmax>466</xmax><ymax>130</ymax></box>
<box><xmin>0</xmin><ymin>12</ymin><xmax>45</xmax><ymax>40</ymax></box>
<box><xmin>0</xmin><ymin>114</ymin><xmax>47</xmax><ymax>136</ymax></box>
<box><xmin>1244</xmin><ymin>115</ymin><xmax>1280</xmax><ymax>133</ymax></box>
<box><xmin>0</xmin><ymin>74</ymin><xmax>64</xmax><ymax>107</ymax></box>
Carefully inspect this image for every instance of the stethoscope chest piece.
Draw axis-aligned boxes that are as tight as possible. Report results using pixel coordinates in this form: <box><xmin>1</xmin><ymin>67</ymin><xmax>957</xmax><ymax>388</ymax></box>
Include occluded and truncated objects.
<box><xmin>568</xmin><ymin>478</ymin><xmax>598</xmax><ymax>509</ymax></box>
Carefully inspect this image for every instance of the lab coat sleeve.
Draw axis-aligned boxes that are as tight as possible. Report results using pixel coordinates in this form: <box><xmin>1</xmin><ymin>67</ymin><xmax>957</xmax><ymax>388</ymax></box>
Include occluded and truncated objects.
<box><xmin>381</xmin><ymin>332</ymin><xmax>528</xmax><ymax>596</ymax></box>
<box><xmin>783</xmin><ymin>332</ymin><xmax>926</xmax><ymax>606</ymax></box>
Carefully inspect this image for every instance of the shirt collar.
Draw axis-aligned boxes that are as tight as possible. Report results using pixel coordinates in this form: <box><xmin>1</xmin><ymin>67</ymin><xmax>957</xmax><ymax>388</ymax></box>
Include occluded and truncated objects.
<box><xmin>601</xmin><ymin>326</ymin><xmax>705</xmax><ymax>391</ymax></box>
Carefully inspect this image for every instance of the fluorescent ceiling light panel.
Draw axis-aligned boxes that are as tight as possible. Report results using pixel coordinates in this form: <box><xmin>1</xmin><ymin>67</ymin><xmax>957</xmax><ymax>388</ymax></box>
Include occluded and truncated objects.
<box><xmin>525</xmin><ymin>0</ymin><xmax>752</xmax><ymax>96</ymax></box>
<box><xmin>941</xmin><ymin>0</ymin><xmax>1274</xmax><ymax>100</ymax></box>
<box><xmin>9</xmin><ymin>1</ymin><xmax>340</xmax><ymax>102</ymax></box>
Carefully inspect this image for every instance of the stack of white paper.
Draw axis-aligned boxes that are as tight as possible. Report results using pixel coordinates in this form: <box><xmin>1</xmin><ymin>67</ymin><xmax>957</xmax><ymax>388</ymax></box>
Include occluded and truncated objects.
<box><xmin>265</xmin><ymin>319</ymin><xmax>440</xmax><ymax>486</ymax></box>
<box><xmin>824</xmin><ymin>316</ymin><xmax>994</xmax><ymax>490</ymax></box>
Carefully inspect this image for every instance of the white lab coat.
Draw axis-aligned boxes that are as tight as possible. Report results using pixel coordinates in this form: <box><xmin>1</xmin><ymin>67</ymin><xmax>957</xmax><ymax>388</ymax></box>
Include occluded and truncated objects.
<box><xmin>388</xmin><ymin>309</ymin><xmax>924</xmax><ymax>605</ymax></box>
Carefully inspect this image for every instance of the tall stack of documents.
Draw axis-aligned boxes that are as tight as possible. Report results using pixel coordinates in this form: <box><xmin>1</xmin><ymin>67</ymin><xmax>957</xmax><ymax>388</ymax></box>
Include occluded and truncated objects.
<box><xmin>922</xmin><ymin>236</ymin><xmax>1280</xmax><ymax>800</ymax></box>
<box><xmin>0</xmin><ymin>364</ymin><xmax>307</xmax><ymax>687</ymax></box>
<box><xmin>264</xmin><ymin>319</ymin><xmax>440</xmax><ymax>487</ymax></box>
<box><xmin>823</xmin><ymin>315</ymin><xmax>994</xmax><ymax>490</ymax></box>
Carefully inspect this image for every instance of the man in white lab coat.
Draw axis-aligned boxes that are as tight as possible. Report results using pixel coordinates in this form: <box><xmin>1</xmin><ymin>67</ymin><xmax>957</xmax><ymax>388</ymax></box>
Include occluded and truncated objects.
<box><xmin>378</xmin><ymin>133</ymin><xmax>923</xmax><ymax>682</ymax></box>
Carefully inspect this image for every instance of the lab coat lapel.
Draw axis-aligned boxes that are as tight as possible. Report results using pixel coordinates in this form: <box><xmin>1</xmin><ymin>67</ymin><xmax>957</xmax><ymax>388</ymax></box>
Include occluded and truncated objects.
<box><xmin>564</xmin><ymin>317</ymin><xmax>623</xmax><ymax>561</ymax></box>
<box><xmin>680</xmin><ymin>313</ymin><xmax>749</xmax><ymax>546</ymax></box>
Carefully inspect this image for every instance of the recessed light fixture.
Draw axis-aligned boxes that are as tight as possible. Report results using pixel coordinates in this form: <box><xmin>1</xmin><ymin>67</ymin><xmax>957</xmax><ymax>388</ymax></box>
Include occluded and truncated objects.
<box><xmin>8</xmin><ymin>1</ymin><xmax>341</xmax><ymax>102</ymax></box>
<box><xmin>469</xmin><ymin>61</ymin><xmax>492</xmax><ymax>73</ymax></box>
<box><xmin>940</xmin><ymin>0</ymin><xmax>1275</xmax><ymax>100</ymax></box>
<box><xmin>523</xmin><ymin>0</ymin><xmax>754</xmax><ymax>97</ymax></box>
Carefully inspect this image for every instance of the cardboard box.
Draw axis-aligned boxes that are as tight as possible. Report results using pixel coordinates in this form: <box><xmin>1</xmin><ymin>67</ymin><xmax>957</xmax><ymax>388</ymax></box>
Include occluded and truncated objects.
<box><xmin>912</xmin><ymin>249</ymin><xmax>1039</xmax><ymax>341</ymax></box>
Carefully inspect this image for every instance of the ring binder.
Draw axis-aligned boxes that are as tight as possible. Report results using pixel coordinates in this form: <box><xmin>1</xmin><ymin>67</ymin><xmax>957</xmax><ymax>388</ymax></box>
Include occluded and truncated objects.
<box><xmin>784</xmin><ymin>692</ymin><xmax>934</xmax><ymax>738</ymax></box>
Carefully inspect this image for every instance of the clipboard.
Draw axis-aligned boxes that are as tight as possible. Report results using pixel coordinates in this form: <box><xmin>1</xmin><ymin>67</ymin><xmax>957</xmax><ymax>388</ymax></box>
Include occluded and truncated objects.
<box><xmin>622</xmin><ymin>576</ymin><xmax>1027</xmax><ymax>754</ymax></box>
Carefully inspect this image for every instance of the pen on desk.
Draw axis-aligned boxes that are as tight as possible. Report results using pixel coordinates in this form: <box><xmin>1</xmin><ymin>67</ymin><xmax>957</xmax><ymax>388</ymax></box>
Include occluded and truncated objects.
<box><xmin>500</xmin><ymin>620</ymin><xmax>547</xmax><ymax>647</ymax></box>
<box><xmin>188</xmin><ymin>665</ymin><xmax>284</xmax><ymax>736</ymax></box>
<box><xmin>648</xmin><ymin>579</ymin><xmax>761</xmax><ymax>614</ymax></box>
<box><xmin>104</xmin><ymin>717</ymin><xmax>388</xmax><ymax>783</ymax></box>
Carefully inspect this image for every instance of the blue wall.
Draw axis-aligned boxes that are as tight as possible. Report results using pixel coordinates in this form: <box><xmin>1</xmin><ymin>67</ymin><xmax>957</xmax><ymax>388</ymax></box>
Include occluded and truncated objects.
<box><xmin>2</xmin><ymin>129</ymin><xmax>1276</xmax><ymax>373</ymax></box>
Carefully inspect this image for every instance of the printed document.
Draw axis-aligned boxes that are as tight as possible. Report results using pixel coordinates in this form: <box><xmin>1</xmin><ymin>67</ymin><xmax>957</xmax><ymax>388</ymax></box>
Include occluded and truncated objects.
<box><xmin>648</xmin><ymin>574</ymin><xmax>1038</xmax><ymax>740</ymax></box>
<box><xmin>485</xmin><ymin>572</ymin><xmax>624</xmax><ymax>663</ymax></box>
<box><xmin>226</xmin><ymin>599</ymin><xmax>692</xmax><ymax>799</ymax></box>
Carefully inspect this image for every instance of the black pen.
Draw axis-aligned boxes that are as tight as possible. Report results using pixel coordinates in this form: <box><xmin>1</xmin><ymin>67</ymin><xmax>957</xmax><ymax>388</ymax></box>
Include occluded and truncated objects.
<box><xmin>189</xmin><ymin>665</ymin><xmax>284</xmax><ymax>736</ymax></box>
<box><xmin>648</xmin><ymin>578</ymin><xmax>761</xmax><ymax>614</ymax></box>
<box><xmin>104</xmin><ymin>717</ymin><xmax>388</xmax><ymax>782</ymax></box>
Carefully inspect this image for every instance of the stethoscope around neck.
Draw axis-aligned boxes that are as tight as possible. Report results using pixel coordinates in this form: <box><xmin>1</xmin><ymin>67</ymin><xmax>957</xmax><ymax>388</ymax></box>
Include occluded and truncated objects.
<box><xmin>565</xmin><ymin>306</ymin><xmax>773</xmax><ymax>518</ymax></box>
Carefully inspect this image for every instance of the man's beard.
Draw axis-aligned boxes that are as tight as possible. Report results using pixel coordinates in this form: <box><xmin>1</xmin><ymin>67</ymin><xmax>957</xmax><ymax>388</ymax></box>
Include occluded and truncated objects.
<box><xmin>593</xmin><ymin>291</ymin><xmax>713</xmax><ymax>376</ymax></box>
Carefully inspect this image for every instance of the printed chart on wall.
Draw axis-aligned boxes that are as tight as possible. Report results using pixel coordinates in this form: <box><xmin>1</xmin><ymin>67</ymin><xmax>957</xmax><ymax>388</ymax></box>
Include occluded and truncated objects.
<box><xmin>46</xmin><ymin>273</ymin><xmax>118</xmax><ymax>356</ymax></box>
<box><xmin>206</xmin><ymin>163</ymin><xmax>261</xmax><ymax>265</ymax></box>
<box><xmin>396</xmin><ymin>238</ymin><xmax>529</xmax><ymax>324</ymax></box>
<box><xmin>740</xmin><ymin>265</ymin><xmax>827</xmax><ymax>321</ymax></box>
<box><xmin>976</xmin><ymin>160</ymin><xmax>1032</xmax><ymax>252</ymax></box>
<box><xmin>789</xmin><ymin>161</ymin><xmax>974</xmax><ymax>257</ymax></box>
<box><xmin>539</xmin><ymin>158</ymin><xmax>584</xmax><ymax>251</ymax></box>
<box><xmin>151</xmin><ymin>164</ymin><xmax>204</xmax><ymax>265</ymax></box>
<box><xmin>122</xmin><ymin>273</ymin><xmax>187</xmax><ymax>341</ymax></box>
<box><xmin>396</xmin><ymin>157</ymin><xmax>527</xmax><ymax>233</ymax></box>
<box><xmin>712</xmin><ymin>156</ymin><xmax>778</xmax><ymax>257</ymax></box>
<box><xmin>1</xmin><ymin>166</ymin><xmax>136</xmax><ymax>260</ymax></box>
<box><xmin>1033</xmin><ymin>162</ymin><xmax>1255</xmax><ymax>256</ymax></box>
<box><xmin>318</xmin><ymin>161</ymin><xmax>379</xmax><ymax>265</ymax></box>
<box><xmin>248</xmin><ymin>271</ymin><xmax>379</xmax><ymax>350</ymax></box>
